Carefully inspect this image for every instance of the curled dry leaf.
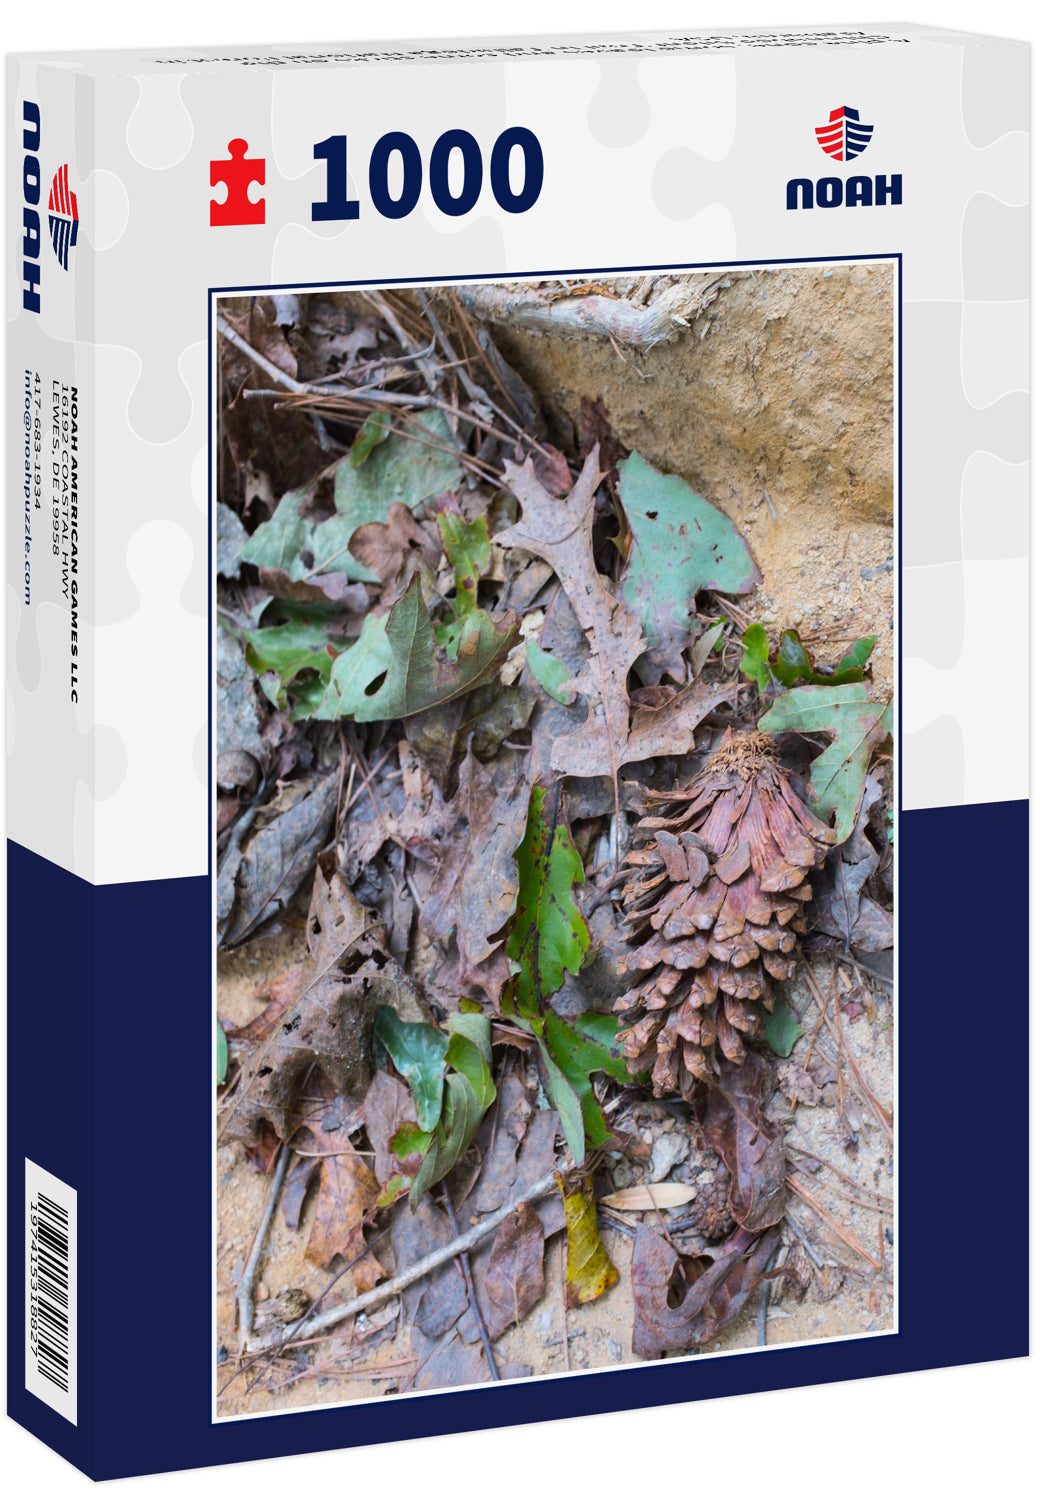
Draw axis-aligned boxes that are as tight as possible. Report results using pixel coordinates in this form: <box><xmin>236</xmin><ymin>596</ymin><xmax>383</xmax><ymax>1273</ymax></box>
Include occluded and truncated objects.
<box><xmin>631</xmin><ymin>1222</ymin><xmax>782</xmax><ymax>1358</ymax></box>
<box><xmin>776</xmin><ymin>1057</ymin><xmax>837</xmax><ymax>1107</ymax></box>
<box><xmin>700</xmin><ymin>1053</ymin><xmax>787</xmax><ymax>1233</ymax></box>
<box><xmin>811</xmin><ymin>772</ymin><xmax>894</xmax><ymax>953</ymax></box>
<box><xmin>349</xmin><ymin>501</ymin><xmax>442</xmax><ymax>607</ymax></box>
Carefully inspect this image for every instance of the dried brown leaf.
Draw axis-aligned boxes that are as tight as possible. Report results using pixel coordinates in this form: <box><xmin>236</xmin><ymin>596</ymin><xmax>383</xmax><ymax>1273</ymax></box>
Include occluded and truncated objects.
<box><xmin>499</xmin><ymin>450</ymin><xmax>731</xmax><ymax>777</ymax></box>
<box><xmin>363</xmin><ymin>1070</ymin><xmax>416</xmax><ymax>1186</ymax></box>
<box><xmin>419</xmin><ymin>748</ymin><xmax>530</xmax><ymax>998</ymax></box>
<box><xmin>700</xmin><ymin>1053</ymin><xmax>787</xmax><ymax>1232</ymax></box>
<box><xmin>218</xmin><ymin>771</ymin><xmax>338</xmax><ymax>948</ymax></box>
<box><xmin>631</xmin><ymin>1221</ymin><xmax>782</xmax><ymax>1358</ymax></box>
<box><xmin>479</xmin><ymin>1203</ymin><xmax>546</xmax><ymax>1340</ymax></box>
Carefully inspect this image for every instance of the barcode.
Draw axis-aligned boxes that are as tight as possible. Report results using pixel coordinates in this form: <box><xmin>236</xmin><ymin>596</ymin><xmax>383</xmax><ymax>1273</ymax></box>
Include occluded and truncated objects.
<box><xmin>25</xmin><ymin>1160</ymin><xmax>77</xmax><ymax>1425</ymax></box>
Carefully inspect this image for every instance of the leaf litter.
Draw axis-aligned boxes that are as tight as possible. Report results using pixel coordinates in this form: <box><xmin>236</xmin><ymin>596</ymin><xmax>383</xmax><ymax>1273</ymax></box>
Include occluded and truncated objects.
<box><xmin>214</xmin><ymin>279</ymin><xmax>894</xmax><ymax>1412</ymax></box>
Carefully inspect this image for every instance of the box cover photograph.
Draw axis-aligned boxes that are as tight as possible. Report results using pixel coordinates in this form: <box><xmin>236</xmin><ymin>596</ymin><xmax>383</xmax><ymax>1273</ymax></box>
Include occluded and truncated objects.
<box><xmin>213</xmin><ymin>264</ymin><xmax>897</xmax><ymax>1416</ymax></box>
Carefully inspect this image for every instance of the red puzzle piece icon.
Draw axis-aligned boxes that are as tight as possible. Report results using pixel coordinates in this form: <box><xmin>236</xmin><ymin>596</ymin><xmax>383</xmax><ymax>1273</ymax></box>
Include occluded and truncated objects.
<box><xmin>210</xmin><ymin>139</ymin><xmax>265</xmax><ymax>227</ymax></box>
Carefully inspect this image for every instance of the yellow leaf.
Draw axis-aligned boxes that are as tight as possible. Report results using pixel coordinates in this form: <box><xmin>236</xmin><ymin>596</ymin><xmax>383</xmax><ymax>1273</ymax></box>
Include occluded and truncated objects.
<box><xmin>557</xmin><ymin>1172</ymin><xmax>618</xmax><ymax>1308</ymax></box>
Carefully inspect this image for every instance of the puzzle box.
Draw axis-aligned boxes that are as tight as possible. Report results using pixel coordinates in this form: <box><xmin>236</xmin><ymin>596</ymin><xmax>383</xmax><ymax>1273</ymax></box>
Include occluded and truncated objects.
<box><xmin>5</xmin><ymin>23</ymin><xmax>1029</xmax><ymax>1481</ymax></box>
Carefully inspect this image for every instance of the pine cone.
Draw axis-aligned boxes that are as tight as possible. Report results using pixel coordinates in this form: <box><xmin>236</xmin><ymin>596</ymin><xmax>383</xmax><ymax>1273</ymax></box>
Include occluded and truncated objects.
<box><xmin>689</xmin><ymin>1162</ymin><xmax>736</xmax><ymax>1243</ymax></box>
<box><xmin>615</xmin><ymin>730</ymin><xmax>835</xmax><ymax>1099</ymax></box>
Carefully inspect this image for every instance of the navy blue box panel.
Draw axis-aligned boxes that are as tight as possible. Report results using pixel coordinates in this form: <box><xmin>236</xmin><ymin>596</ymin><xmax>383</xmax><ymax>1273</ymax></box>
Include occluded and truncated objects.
<box><xmin>6</xmin><ymin>799</ymin><xmax>1029</xmax><ymax>1479</ymax></box>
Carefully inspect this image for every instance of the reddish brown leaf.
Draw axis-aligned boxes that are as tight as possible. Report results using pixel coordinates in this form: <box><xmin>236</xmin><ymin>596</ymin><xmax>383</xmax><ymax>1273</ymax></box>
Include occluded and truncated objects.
<box><xmin>532</xmin><ymin>444</ymin><xmax>573</xmax><ymax>496</ymax></box>
<box><xmin>418</xmin><ymin>747</ymin><xmax>530</xmax><ymax>1001</ymax></box>
<box><xmin>363</xmin><ymin>1070</ymin><xmax>416</xmax><ymax>1186</ymax></box>
<box><xmin>282</xmin><ymin>1153</ymin><xmax>320</xmax><ymax>1230</ymax></box>
<box><xmin>349</xmin><ymin>501</ymin><xmax>442</xmax><ymax>608</ymax></box>
<box><xmin>217</xmin><ymin>795</ymin><xmax>242</xmax><ymax>835</ymax></box>
<box><xmin>292</xmin><ymin>1074</ymin><xmax>382</xmax><ymax>1287</ymax></box>
<box><xmin>256</xmin><ymin>566</ymin><xmax>371</xmax><ymax>611</ymax></box>
<box><xmin>631</xmin><ymin>1222</ymin><xmax>783</xmax><ymax>1358</ymax></box>
<box><xmin>479</xmin><ymin>1203</ymin><xmax>546</xmax><ymax>1339</ymax></box>
<box><xmin>700</xmin><ymin>1053</ymin><xmax>787</xmax><ymax>1231</ymax></box>
<box><xmin>631</xmin><ymin>1224</ymin><xmax>712</xmax><ymax>1358</ymax></box>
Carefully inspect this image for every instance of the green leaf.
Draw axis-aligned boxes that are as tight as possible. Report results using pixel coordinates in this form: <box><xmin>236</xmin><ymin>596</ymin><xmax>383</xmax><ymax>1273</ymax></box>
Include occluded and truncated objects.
<box><xmin>618</xmin><ymin>451</ymin><xmax>760</xmax><ymax>681</ymax></box>
<box><xmin>435</xmin><ymin>501</ymin><xmax>491</xmax><ymax>619</ymax></box>
<box><xmin>740</xmin><ymin>623</ymin><xmax>771</xmax><ymax>692</ymax></box>
<box><xmin>314</xmin><ymin>574</ymin><xmax>517</xmax><ymax>722</ymax></box>
<box><xmin>408</xmin><ymin>1138</ymin><xmax>445</xmax><ymax>1207</ymax></box>
<box><xmin>375</xmin><ymin>1173</ymin><xmax>412</xmax><ymax>1209</ymax></box>
<box><xmin>565</xmin><ymin>1011</ymin><xmax>631</xmax><ymax>1085</ymax></box>
<box><xmin>763</xmin><ymin>998</ymin><xmax>804</xmax><ymax>1057</ymax></box>
<box><xmin>445</xmin><ymin>1031</ymin><xmax>496</xmax><ymax>1113</ymax></box>
<box><xmin>373</xmin><ymin>1008</ymin><xmax>448</xmax><ymax>1132</ymax></box>
<box><xmin>407</xmin><ymin>1073</ymin><xmax>486</xmax><ymax>1208</ymax></box>
<box><xmin>350</xmin><ymin>410</ymin><xmax>391</xmax><ymax>467</ymax></box>
<box><xmin>436</xmin><ymin>1073</ymin><xmax>486</xmax><ymax>1178</ymax></box>
<box><xmin>759</xmin><ymin>683</ymin><xmax>890</xmax><ymax>843</ymax></box>
<box><xmin>237</xmin><ymin>484</ymin><xmax>313</xmax><ymax>573</ymax></box>
<box><xmin>775</xmin><ymin>628</ymin><xmax>876</xmax><ymax>688</ymax></box>
<box><xmin>558</xmin><ymin>1174</ymin><xmax>619</xmax><ymax>1306</ymax></box>
<box><xmin>241</xmin><ymin>412</ymin><xmax>465</xmax><ymax>586</ymax></box>
<box><xmin>773</xmin><ymin>628</ymin><xmax>815</xmax><ymax>687</ymax></box>
<box><xmin>541</xmin><ymin>1013</ymin><xmax>625</xmax><ymax>1152</ymax></box>
<box><xmin>525</xmin><ymin>639</ymin><xmax>574</xmax><ymax>704</ymax></box>
<box><xmin>505</xmin><ymin>786</ymin><xmax>591</xmax><ymax>1017</ymax></box>
<box><xmin>447</xmin><ymin>1009</ymin><xmax>493</xmax><ymax>1061</ymax></box>
<box><xmin>542</xmin><ymin>1020</ymin><xmax>610</xmax><ymax>1150</ymax></box>
<box><xmin>833</xmin><ymin>635</ymin><xmax>877</xmax><ymax>682</ymax></box>
<box><xmin>535</xmin><ymin>1032</ymin><xmax>588</xmax><ymax>1167</ymax></box>
<box><xmin>389</xmin><ymin>1121</ymin><xmax>435</xmax><ymax>1160</ymax></box>
<box><xmin>243</xmin><ymin>618</ymin><xmax>348</xmax><ymax>715</ymax></box>
<box><xmin>216</xmin><ymin>1020</ymin><xmax>228</xmax><ymax>1086</ymax></box>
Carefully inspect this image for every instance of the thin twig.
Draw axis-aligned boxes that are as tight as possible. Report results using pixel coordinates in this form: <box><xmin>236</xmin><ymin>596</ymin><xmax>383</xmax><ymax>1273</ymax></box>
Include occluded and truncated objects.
<box><xmin>216</xmin><ymin>314</ymin><xmax>330</xmax><ymax>450</ymax></box>
<box><xmin>757</xmin><ymin>1241</ymin><xmax>780</xmax><ymax>1345</ymax></box>
<box><xmin>785</xmin><ymin>1175</ymin><xmax>883</xmax><ymax>1271</ymax></box>
<box><xmin>235</xmin><ymin>1144</ymin><xmax>291</xmax><ymax>1347</ymax></box>
<box><xmin>221</xmin><ymin>1226</ymin><xmax>393</xmax><ymax>1399</ymax></box>
<box><xmin>363</xmin><ymin>289</ymin><xmax>441</xmax><ymax>392</ymax></box>
<box><xmin>441</xmin><ymin>1192</ymin><xmax>500</xmax><ymax>1382</ymax></box>
<box><xmin>803</xmin><ymin>964</ymin><xmax>893</xmax><ymax>1142</ymax></box>
<box><xmin>247</xmin><ymin>1164</ymin><xmax>566</xmax><ymax>1351</ymax></box>
<box><xmin>559</xmin><ymin>1237</ymin><xmax>570</xmax><ymax>1373</ymax></box>
<box><xmin>788</xmin><ymin>1145</ymin><xmax>893</xmax><ymax>1208</ymax></box>
<box><xmin>783</xmin><ymin>1210</ymin><xmax>825</xmax><ymax>1269</ymax></box>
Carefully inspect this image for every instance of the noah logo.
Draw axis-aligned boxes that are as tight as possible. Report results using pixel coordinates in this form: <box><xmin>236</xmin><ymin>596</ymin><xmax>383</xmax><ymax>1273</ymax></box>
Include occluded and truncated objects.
<box><xmin>47</xmin><ymin>164</ymin><xmax>79</xmax><ymax>270</ymax></box>
<box><xmin>787</xmin><ymin>104</ymin><xmax>900</xmax><ymax>210</ymax></box>
<box><xmin>815</xmin><ymin>105</ymin><xmax>874</xmax><ymax>163</ymax></box>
